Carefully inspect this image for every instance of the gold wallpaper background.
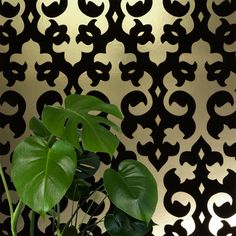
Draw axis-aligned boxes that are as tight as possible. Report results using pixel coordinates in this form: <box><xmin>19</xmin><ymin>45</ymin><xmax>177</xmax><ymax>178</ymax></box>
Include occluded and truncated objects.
<box><xmin>0</xmin><ymin>0</ymin><xmax>236</xmax><ymax>235</ymax></box>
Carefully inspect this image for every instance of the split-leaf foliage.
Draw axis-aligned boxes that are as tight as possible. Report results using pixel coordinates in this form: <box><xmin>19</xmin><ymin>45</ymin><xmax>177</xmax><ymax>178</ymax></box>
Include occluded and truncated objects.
<box><xmin>1</xmin><ymin>94</ymin><xmax>158</xmax><ymax>236</ymax></box>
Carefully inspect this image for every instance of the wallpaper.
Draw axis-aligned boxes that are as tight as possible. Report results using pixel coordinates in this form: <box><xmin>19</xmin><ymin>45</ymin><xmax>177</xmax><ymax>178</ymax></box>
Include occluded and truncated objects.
<box><xmin>0</xmin><ymin>0</ymin><xmax>236</xmax><ymax>235</ymax></box>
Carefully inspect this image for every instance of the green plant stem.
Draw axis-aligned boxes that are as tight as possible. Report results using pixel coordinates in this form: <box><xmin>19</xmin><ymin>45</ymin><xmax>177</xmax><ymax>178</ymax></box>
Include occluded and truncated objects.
<box><xmin>86</xmin><ymin>216</ymin><xmax>105</xmax><ymax>233</ymax></box>
<box><xmin>76</xmin><ymin>142</ymin><xmax>83</xmax><ymax>154</ymax></box>
<box><xmin>56</xmin><ymin>203</ymin><xmax>60</xmax><ymax>233</ymax></box>
<box><xmin>12</xmin><ymin>200</ymin><xmax>24</xmax><ymax>236</ymax></box>
<box><xmin>81</xmin><ymin>196</ymin><xmax>107</xmax><ymax>236</ymax></box>
<box><xmin>48</xmin><ymin>135</ymin><xmax>55</xmax><ymax>147</ymax></box>
<box><xmin>71</xmin><ymin>186</ymin><xmax>79</xmax><ymax>226</ymax></box>
<box><xmin>74</xmin><ymin>201</ymin><xmax>79</xmax><ymax>227</ymax></box>
<box><xmin>80</xmin><ymin>199</ymin><xmax>95</xmax><ymax>229</ymax></box>
<box><xmin>0</xmin><ymin>164</ymin><xmax>25</xmax><ymax>236</ymax></box>
<box><xmin>30</xmin><ymin>211</ymin><xmax>35</xmax><ymax>236</ymax></box>
<box><xmin>52</xmin><ymin>206</ymin><xmax>56</xmax><ymax>234</ymax></box>
<box><xmin>61</xmin><ymin>184</ymin><xmax>104</xmax><ymax>235</ymax></box>
<box><xmin>0</xmin><ymin>163</ymin><xmax>14</xmax><ymax>217</ymax></box>
<box><xmin>56</xmin><ymin>229</ymin><xmax>62</xmax><ymax>236</ymax></box>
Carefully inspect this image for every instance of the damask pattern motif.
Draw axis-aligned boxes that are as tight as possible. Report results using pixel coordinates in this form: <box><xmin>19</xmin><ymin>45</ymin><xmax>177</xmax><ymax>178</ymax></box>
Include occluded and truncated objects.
<box><xmin>0</xmin><ymin>0</ymin><xmax>235</xmax><ymax>235</ymax></box>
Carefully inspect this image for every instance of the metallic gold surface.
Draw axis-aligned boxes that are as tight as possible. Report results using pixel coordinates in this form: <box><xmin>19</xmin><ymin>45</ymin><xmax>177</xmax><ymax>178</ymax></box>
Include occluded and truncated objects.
<box><xmin>1</xmin><ymin>0</ymin><xmax>235</xmax><ymax>234</ymax></box>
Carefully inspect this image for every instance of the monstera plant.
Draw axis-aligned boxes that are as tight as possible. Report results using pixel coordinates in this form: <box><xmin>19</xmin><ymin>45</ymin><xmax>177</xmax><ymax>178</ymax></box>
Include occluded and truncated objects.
<box><xmin>0</xmin><ymin>94</ymin><xmax>157</xmax><ymax>236</ymax></box>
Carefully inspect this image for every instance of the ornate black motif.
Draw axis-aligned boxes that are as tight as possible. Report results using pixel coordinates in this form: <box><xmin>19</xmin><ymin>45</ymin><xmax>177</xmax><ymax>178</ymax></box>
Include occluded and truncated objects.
<box><xmin>164</xmin><ymin>138</ymin><xmax>236</xmax><ymax>235</ymax></box>
<box><xmin>0</xmin><ymin>0</ymin><xmax>20</xmax><ymax>18</ymax></box>
<box><xmin>163</xmin><ymin>0</ymin><xmax>190</xmax><ymax>17</ymax></box>
<box><xmin>41</xmin><ymin>0</ymin><xmax>68</xmax><ymax>18</ymax></box>
<box><xmin>0</xmin><ymin>91</ymin><xmax>26</xmax><ymax>138</ymax></box>
<box><xmin>78</xmin><ymin>0</ymin><xmax>105</xmax><ymax>18</ymax></box>
<box><xmin>207</xmin><ymin>91</ymin><xmax>236</xmax><ymax>139</ymax></box>
<box><xmin>0</xmin><ymin>0</ymin><xmax>235</xmax><ymax>235</ymax></box>
<box><xmin>212</xmin><ymin>0</ymin><xmax>236</xmax><ymax>17</ymax></box>
<box><xmin>164</xmin><ymin>220</ymin><xmax>188</xmax><ymax>236</ymax></box>
<box><xmin>126</xmin><ymin>0</ymin><xmax>152</xmax><ymax>17</ymax></box>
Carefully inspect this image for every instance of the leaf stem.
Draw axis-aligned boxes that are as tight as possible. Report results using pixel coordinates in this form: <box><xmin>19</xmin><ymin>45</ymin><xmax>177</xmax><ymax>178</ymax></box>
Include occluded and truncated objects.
<box><xmin>81</xmin><ymin>199</ymin><xmax>94</xmax><ymax>228</ymax></box>
<box><xmin>12</xmin><ymin>200</ymin><xmax>24</xmax><ymax>236</ymax></box>
<box><xmin>82</xmin><ymin>196</ymin><xmax>107</xmax><ymax>236</ymax></box>
<box><xmin>0</xmin><ymin>164</ymin><xmax>25</xmax><ymax>235</ymax></box>
<box><xmin>30</xmin><ymin>210</ymin><xmax>35</xmax><ymax>236</ymax></box>
<box><xmin>0</xmin><ymin>163</ymin><xmax>14</xmax><ymax>218</ymax></box>
<box><xmin>48</xmin><ymin>135</ymin><xmax>55</xmax><ymax>147</ymax></box>
<box><xmin>56</xmin><ymin>203</ymin><xmax>60</xmax><ymax>232</ymax></box>
<box><xmin>61</xmin><ymin>184</ymin><xmax>104</xmax><ymax>235</ymax></box>
<box><xmin>56</xmin><ymin>229</ymin><xmax>62</xmax><ymax>236</ymax></box>
<box><xmin>74</xmin><ymin>201</ymin><xmax>79</xmax><ymax>227</ymax></box>
<box><xmin>86</xmin><ymin>216</ymin><xmax>105</xmax><ymax>233</ymax></box>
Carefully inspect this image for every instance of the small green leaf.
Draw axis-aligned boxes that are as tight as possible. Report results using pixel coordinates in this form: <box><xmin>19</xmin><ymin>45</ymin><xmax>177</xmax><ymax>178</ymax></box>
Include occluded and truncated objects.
<box><xmin>66</xmin><ymin>177</ymin><xmax>91</xmax><ymax>201</ymax></box>
<box><xmin>104</xmin><ymin>160</ymin><xmax>157</xmax><ymax>223</ymax></box>
<box><xmin>105</xmin><ymin>213</ymin><xmax>131</xmax><ymax>236</ymax></box>
<box><xmin>61</xmin><ymin>225</ymin><xmax>78</xmax><ymax>236</ymax></box>
<box><xmin>105</xmin><ymin>208</ymin><xmax>153</xmax><ymax>236</ymax></box>
<box><xmin>29</xmin><ymin>117</ymin><xmax>50</xmax><ymax>138</ymax></box>
<box><xmin>11</xmin><ymin>136</ymin><xmax>77</xmax><ymax>215</ymax></box>
<box><xmin>77</xmin><ymin>152</ymin><xmax>100</xmax><ymax>179</ymax></box>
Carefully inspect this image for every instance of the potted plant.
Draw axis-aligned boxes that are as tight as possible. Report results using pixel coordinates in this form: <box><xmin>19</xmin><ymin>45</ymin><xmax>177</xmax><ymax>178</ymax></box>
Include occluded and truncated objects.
<box><xmin>0</xmin><ymin>94</ymin><xmax>158</xmax><ymax>236</ymax></box>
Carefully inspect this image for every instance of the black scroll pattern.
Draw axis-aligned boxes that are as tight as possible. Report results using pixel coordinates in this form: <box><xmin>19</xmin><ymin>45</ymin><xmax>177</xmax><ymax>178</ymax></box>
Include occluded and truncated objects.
<box><xmin>0</xmin><ymin>0</ymin><xmax>235</xmax><ymax>235</ymax></box>
<box><xmin>164</xmin><ymin>138</ymin><xmax>236</xmax><ymax>235</ymax></box>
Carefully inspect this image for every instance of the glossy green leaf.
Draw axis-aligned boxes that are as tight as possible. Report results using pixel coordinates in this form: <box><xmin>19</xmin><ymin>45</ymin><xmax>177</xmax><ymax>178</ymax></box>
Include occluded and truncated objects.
<box><xmin>29</xmin><ymin>117</ymin><xmax>50</xmax><ymax>138</ymax></box>
<box><xmin>61</xmin><ymin>225</ymin><xmax>78</xmax><ymax>236</ymax></box>
<box><xmin>42</xmin><ymin>94</ymin><xmax>122</xmax><ymax>157</ymax></box>
<box><xmin>105</xmin><ymin>208</ymin><xmax>153</xmax><ymax>236</ymax></box>
<box><xmin>77</xmin><ymin>152</ymin><xmax>100</xmax><ymax>179</ymax></box>
<box><xmin>11</xmin><ymin>136</ymin><xmax>77</xmax><ymax>215</ymax></box>
<box><xmin>104</xmin><ymin>160</ymin><xmax>157</xmax><ymax>223</ymax></box>
<box><xmin>66</xmin><ymin>177</ymin><xmax>91</xmax><ymax>201</ymax></box>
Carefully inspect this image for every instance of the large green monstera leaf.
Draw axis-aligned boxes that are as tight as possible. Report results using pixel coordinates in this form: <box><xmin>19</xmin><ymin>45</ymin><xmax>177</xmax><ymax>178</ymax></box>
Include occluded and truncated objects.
<box><xmin>104</xmin><ymin>159</ymin><xmax>158</xmax><ymax>223</ymax></box>
<box><xmin>42</xmin><ymin>94</ymin><xmax>122</xmax><ymax>157</ymax></box>
<box><xmin>11</xmin><ymin>136</ymin><xmax>77</xmax><ymax>215</ymax></box>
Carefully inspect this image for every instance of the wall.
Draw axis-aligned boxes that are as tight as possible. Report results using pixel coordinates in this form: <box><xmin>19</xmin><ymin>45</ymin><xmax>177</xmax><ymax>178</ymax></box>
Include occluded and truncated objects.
<box><xmin>0</xmin><ymin>0</ymin><xmax>236</xmax><ymax>235</ymax></box>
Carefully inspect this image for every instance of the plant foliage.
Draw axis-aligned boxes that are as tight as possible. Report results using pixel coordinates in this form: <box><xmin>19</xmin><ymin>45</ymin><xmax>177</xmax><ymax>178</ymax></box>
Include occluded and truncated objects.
<box><xmin>103</xmin><ymin>159</ymin><xmax>157</xmax><ymax>223</ymax></box>
<box><xmin>42</xmin><ymin>94</ymin><xmax>122</xmax><ymax>157</ymax></box>
<box><xmin>105</xmin><ymin>208</ymin><xmax>154</xmax><ymax>236</ymax></box>
<box><xmin>11</xmin><ymin>137</ymin><xmax>77</xmax><ymax>215</ymax></box>
<box><xmin>3</xmin><ymin>94</ymin><xmax>158</xmax><ymax>236</ymax></box>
